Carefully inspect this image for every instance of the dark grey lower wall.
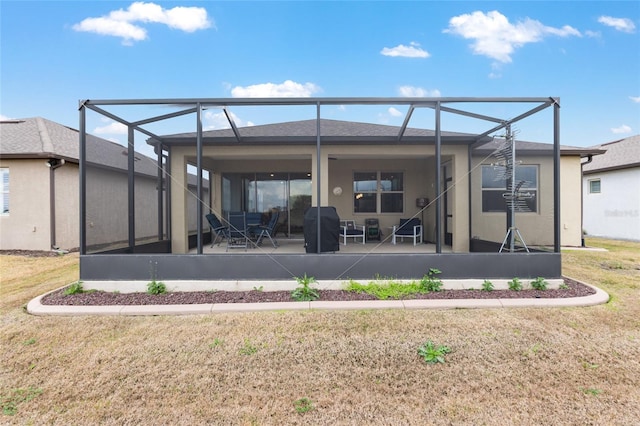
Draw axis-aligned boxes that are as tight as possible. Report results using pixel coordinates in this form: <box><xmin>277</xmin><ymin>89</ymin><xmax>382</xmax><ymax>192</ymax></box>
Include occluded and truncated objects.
<box><xmin>80</xmin><ymin>252</ymin><xmax>562</xmax><ymax>281</ymax></box>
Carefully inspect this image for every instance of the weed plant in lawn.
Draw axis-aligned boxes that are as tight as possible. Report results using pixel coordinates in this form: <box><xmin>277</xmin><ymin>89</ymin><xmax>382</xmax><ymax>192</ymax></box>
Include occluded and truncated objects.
<box><xmin>1</xmin><ymin>239</ymin><xmax>639</xmax><ymax>425</ymax></box>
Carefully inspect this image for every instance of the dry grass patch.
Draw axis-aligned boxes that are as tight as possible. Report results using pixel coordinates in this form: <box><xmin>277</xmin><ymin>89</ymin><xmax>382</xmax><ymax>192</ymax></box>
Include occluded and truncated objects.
<box><xmin>0</xmin><ymin>253</ymin><xmax>79</xmax><ymax>311</ymax></box>
<box><xmin>1</xmin><ymin>240</ymin><xmax>640</xmax><ymax>424</ymax></box>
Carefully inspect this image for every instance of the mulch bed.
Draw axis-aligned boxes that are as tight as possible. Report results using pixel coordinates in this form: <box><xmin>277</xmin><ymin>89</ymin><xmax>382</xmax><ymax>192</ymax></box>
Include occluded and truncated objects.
<box><xmin>41</xmin><ymin>278</ymin><xmax>595</xmax><ymax>306</ymax></box>
<box><xmin>1</xmin><ymin>249</ymin><xmax>74</xmax><ymax>257</ymax></box>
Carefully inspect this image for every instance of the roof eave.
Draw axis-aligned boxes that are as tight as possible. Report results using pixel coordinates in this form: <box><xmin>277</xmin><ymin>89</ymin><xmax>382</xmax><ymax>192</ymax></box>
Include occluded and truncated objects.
<box><xmin>583</xmin><ymin>162</ymin><xmax>640</xmax><ymax>174</ymax></box>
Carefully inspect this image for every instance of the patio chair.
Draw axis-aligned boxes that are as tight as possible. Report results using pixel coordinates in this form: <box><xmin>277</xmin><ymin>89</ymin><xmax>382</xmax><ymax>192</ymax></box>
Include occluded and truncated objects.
<box><xmin>205</xmin><ymin>213</ymin><xmax>228</xmax><ymax>247</ymax></box>
<box><xmin>340</xmin><ymin>220</ymin><xmax>366</xmax><ymax>245</ymax></box>
<box><xmin>392</xmin><ymin>217</ymin><xmax>422</xmax><ymax>245</ymax></box>
<box><xmin>226</xmin><ymin>211</ymin><xmax>249</xmax><ymax>251</ymax></box>
<box><xmin>255</xmin><ymin>211</ymin><xmax>280</xmax><ymax>248</ymax></box>
<box><xmin>245</xmin><ymin>212</ymin><xmax>264</xmax><ymax>240</ymax></box>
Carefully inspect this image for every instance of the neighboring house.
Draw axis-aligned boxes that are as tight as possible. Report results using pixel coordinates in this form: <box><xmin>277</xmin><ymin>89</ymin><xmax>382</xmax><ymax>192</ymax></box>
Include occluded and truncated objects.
<box><xmin>77</xmin><ymin>97</ymin><xmax>601</xmax><ymax>284</ymax></box>
<box><xmin>0</xmin><ymin>117</ymin><xmax>208</xmax><ymax>252</ymax></box>
<box><xmin>582</xmin><ymin>135</ymin><xmax>640</xmax><ymax>241</ymax></box>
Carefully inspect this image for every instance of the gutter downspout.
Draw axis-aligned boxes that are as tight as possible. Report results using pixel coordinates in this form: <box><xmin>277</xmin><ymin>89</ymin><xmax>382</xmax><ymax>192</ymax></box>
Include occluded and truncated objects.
<box><xmin>580</xmin><ymin>154</ymin><xmax>593</xmax><ymax>247</ymax></box>
<box><xmin>48</xmin><ymin>158</ymin><xmax>66</xmax><ymax>250</ymax></box>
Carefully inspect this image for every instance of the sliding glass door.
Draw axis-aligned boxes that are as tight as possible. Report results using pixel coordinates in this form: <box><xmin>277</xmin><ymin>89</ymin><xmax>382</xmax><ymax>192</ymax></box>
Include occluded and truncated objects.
<box><xmin>222</xmin><ymin>172</ymin><xmax>311</xmax><ymax>238</ymax></box>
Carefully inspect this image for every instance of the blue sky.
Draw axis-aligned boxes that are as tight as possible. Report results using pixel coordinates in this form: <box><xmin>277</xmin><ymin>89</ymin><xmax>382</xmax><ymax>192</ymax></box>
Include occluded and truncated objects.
<box><xmin>1</xmin><ymin>1</ymin><xmax>638</xmax><ymax>150</ymax></box>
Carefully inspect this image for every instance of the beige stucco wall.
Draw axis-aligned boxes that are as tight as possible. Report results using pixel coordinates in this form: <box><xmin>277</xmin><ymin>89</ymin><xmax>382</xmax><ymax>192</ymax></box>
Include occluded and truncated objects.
<box><xmin>53</xmin><ymin>163</ymin><xmax>80</xmax><ymax>250</ymax></box>
<box><xmin>86</xmin><ymin>166</ymin><xmax>166</xmax><ymax>251</ymax></box>
<box><xmin>470</xmin><ymin>154</ymin><xmax>583</xmax><ymax>247</ymax></box>
<box><xmin>0</xmin><ymin>159</ymin><xmax>53</xmax><ymax>251</ymax></box>
<box><xmin>560</xmin><ymin>156</ymin><xmax>583</xmax><ymax>246</ymax></box>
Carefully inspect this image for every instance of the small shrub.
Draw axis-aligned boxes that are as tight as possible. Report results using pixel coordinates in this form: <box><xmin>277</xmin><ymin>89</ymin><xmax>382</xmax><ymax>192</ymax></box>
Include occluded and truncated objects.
<box><xmin>531</xmin><ymin>277</ymin><xmax>548</xmax><ymax>291</ymax></box>
<box><xmin>418</xmin><ymin>340</ymin><xmax>451</xmax><ymax>364</ymax></box>
<box><xmin>209</xmin><ymin>338</ymin><xmax>224</xmax><ymax>348</ymax></box>
<box><xmin>239</xmin><ymin>339</ymin><xmax>258</xmax><ymax>355</ymax></box>
<box><xmin>346</xmin><ymin>279</ymin><xmax>425</xmax><ymax>299</ymax></box>
<box><xmin>559</xmin><ymin>282</ymin><xmax>569</xmax><ymax>290</ymax></box>
<box><xmin>147</xmin><ymin>280</ymin><xmax>166</xmax><ymax>295</ymax></box>
<box><xmin>22</xmin><ymin>338</ymin><xmax>36</xmax><ymax>346</ymax></box>
<box><xmin>293</xmin><ymin>397</ymin><xmax>314</xmax><ymax>414</ymax></box>
<box><xmin>420</xmin><ymin>268</ymin><xmax>443</xmax><ymax>292</ymax></box>
<box><xmin>481</xmin><ymin>279</ymin><xmax>494</xmax><ymax>291</ymax></box>
<box><xmin>581</xmin><ymin>387</ymin><xmax>601</xmax><ymax>396</ymax></box>
<box><xmin>508</xmin><ymin>277</ymin><xmax>523</xmax><ymax>291</ymax></box>
<box><xmin>63</xmin><ymin>281</ymin><xmax>84</xmax><ymax>295</ymax></box>
<box><xmin>291</xmin><ymin>274</ymin><xmax>319</xmax><ymax>301</ymax></box>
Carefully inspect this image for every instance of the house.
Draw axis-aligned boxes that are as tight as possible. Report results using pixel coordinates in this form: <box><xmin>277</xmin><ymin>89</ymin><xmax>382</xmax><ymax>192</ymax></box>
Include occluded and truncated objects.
<box><xmin>582</xmin><ymin>135</ymin><xmax>640</xmax><ymax>241</ymax></box>
<box><xmin>0</xmin><ymin>117</ymin><xmax>208</xmax><ymax>252</ymax></box>
<box><xmin>76</xmin><ymin>97</ymin><xmax>601</xmax><ymax>284</ymax></box>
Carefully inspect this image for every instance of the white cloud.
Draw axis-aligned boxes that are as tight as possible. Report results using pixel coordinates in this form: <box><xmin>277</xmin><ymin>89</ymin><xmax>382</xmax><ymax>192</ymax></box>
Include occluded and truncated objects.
<box><xmin>388</xmin><ymin>107</ymin><xmax>403</xmax><ymax>117</ymax></box>
<box><xmin>93</xmin><ymin>121</ymin><xmax>128</xmax><ymax>134</ymax></box>
<box><xmin>398</xmin><ymin>86</ymin><xmax>441</xmax><ymax>97</ymax></box>
<box><xmin>73</xmin><ymin>2</ymin><xmax>212</xmax><ymax>45</ymax></box>
<box><xmin>585</xmin><ymin>30</ymin><xmax>601</xmax><ymax>38</ymax></box>
<box><xmin>444</xmin><ymin>10</ymin><xmax>581</xmax><ymax>63</ymax></box>
<box><xmin>611</xmin><ymin>124</ymin><xmax>632</xmax><ymax>134</ymax></box>
<box><xmin>598</xmin><ymin>16</ymin><xmax>636</xmax><ymax>33</ymax></box>
<box><xmin>629</xmin><ymin>96</ymin><xmax>640</xmax><ymax>103</ymax></box>
<box><xmin>381</xmin><ymin>42</ymin><xmax>430</xmax><ymax>58</ymax></box>
<box><xmin>203</xmin><ymin>110</ymin><xmax>254</xmax><ymax>130</ymax></box>
<box><xmin>230</xmin><ymin>80</ymin><xmax>321</xmax><ymax>97</ymax></box>
<box><xmin>0</xmin><ymin>114</ymin><xmax>14</xmax><ymax>121</ymax></box>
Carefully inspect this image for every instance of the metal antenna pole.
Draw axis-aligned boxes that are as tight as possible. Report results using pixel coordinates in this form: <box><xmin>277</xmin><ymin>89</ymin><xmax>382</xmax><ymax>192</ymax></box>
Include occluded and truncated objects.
<box><xmin>499</xmin><ymin>124</ymin><xmax>529</xmax><ymax>253</ymax></box>
<box><xmin>508</xmin><ymin>125</ymin><xmax>515</xmax><ymax>252</ymax></box>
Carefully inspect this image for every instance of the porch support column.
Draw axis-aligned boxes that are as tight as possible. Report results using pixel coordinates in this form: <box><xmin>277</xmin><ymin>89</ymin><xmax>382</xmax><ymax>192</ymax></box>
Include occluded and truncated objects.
<box><xmin>79</xmin><ymin>104</ymin><xmax>87</xmax><ymax>255</ymax></box>
<box><xmin>451</xmin><ymin>146</ymin><xmax>470</xmax><ymax>252</ymax></box>
<box><xmin>553</xmin><ymin>99</ymin><xmax>561</xmax><ymax>253</ymax></box>
<box><xmin>435</xmin><ymin>101</ymin><xmax>442</xmax><ymax>253</ymax></box>
<box><xmin>170</xmin><ymin>148</ymin><xmax>189</xmax><ymax>253</ymax></box>
<box><xmin>196</xmin><ymin>103</ymin><xmax>204</xmax><ymax>254</ymax></box>
<box><xmin>157</xmin><ymin>144</ymin><xmax>164</xmax><ymax>240</ymax></box>
<box><xmin>165</xmin><ymin>152</ymin><xmax>171</xmax><ymax>241</ymax></box>
<box><xmin>310</xmin><ymin>151</ymin><xmax>329</xmax><ymax>206</ymax></box>
<box><xmin>127</xmin><ymin>125</ymin><xmax>135</xmax><ymax>252</ymax></box>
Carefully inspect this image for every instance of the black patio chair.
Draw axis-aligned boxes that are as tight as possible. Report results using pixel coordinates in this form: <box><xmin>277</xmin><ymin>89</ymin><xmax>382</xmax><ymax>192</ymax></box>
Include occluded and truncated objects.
<box><xmin>226</xmin><ymin>212</ymin><xmax>248</xmax><ymax>251</ymax></box>
<box><xmin>205</xmin><ymin>213</ymin><xmax>229</xmax><ymax>247</ymax></box>
<box><xmin>255</xmin><ymin>211</ymin><xmax>280</xmax><ymax>248</ymax></box>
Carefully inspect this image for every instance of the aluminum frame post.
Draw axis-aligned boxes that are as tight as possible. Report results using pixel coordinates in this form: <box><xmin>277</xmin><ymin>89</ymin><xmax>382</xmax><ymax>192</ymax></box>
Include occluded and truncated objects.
<box><xmin>128</xmin><ymin>126</ymin><xmax>135</xmax><ymax>252</ymax></box>
<box><xmin>316</xmin><ymin>102</ymin><xmax>322</xmax><ymax>254</ymax></box>
<box><xmin>79</xmin><ymin>104</ymin><xmax>87</xmax><ymax>255</ymax></box>
<box><xmin>553</xmin><ymin>99</ymin><xmax>561</xmax><ymax>253</ymax></box>
<box><xmin>196</xmin><ymin>103</ymin><xmax>204</xmax><ymax>254</ymax></box>
<box><xmin>435</xmin><ymin>102</ymin><xmax>442</xmax><ymax>253</ymax></box>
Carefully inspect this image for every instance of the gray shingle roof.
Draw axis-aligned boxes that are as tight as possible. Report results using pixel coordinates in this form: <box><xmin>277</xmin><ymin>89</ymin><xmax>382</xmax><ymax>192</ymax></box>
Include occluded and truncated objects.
<box><xmin>583</xmin><ymin>134</ymin><xmax>640</xmax><ymax>173</ymax></box>
<box><xmin>156</xmin><ymin>118</ymin><xmax>478</xmax><ymax>144</ymax></box>
<box><xmin>0</xmin><ymin>117</ymin><xmax>159</xmax><ymax>176</ymax></box>
<box><xmin>473</xmin><ymin>137</ymin><xmax>603</xmax><ymax>157</ymax></box>
<box><xmin>155</xmin><ymin>119</ymin><xmax>603</xmax><ymax>159</ymax></box>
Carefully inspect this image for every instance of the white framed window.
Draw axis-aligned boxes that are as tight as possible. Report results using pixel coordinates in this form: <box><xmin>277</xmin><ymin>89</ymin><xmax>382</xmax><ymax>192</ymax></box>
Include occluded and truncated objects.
<box><xmin>353</xmin><ymin>171</ymin><xmax>403</xmax><ymax>213</ymax></box>
<box><xmin>481</xmin><ymin>165</ymin><xmax>538</xmax><ymax>213</ymax></box>
<box><xmin>589</xmin><ymin>179</ymin><xmax>601</xmax><ymax>194</ymax></box>
<box><xmin>1</xmin><ymin>168</ymin><xmax>8</xmax><ymax>215</ymax></box>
